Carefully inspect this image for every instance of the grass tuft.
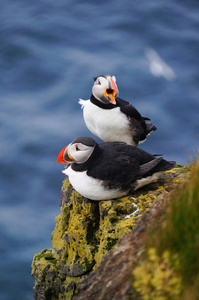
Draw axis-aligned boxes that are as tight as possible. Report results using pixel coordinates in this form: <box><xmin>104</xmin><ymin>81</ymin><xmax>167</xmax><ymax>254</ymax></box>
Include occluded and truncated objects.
<box><xmin>133</xmin><ymin>157</ymin><xmax>199</xmax><ymax>299</ymax></box>
<box><xmin>158</xmin><ymin>158</ymin><xmax>199</xmax><ymax>286</ymax></box>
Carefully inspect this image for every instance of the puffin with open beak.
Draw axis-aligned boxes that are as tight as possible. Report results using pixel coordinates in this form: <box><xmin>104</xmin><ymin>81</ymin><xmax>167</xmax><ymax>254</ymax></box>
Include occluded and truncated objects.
<box><xmin>57</xmin><ymin>137</ymin><xmax>175</xmax><ymax>201</ymax></box>
<box><xmin>79</xmin><ymin>75</ymin><xmax>157</xmax><ymax>146</ymax></box>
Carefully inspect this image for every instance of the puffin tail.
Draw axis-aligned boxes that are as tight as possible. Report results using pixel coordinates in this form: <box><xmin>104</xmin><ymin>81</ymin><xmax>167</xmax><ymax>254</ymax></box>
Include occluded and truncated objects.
<box><xmin>132</xmin><ymin>157</ymin><xmax>176</xmax><ymax>192</ymax></box>
<box><xmin>146</xmin><ymin>122</ymin><xmax>157</xmax><ymax>134</ymax></box>
<box><xmin>139</xmin><ymin>157</ymin><xmax>163</xmax><ymax>176</ymax></box>
<box><xmin>139</xmin><ymin>157</ymin><xmax>176</xmax><ymax>177</ymax></box>
<box><xmin>156</xmin><ymin>159</ymin><xmax>176</xmax><ymax>172</ymax></box>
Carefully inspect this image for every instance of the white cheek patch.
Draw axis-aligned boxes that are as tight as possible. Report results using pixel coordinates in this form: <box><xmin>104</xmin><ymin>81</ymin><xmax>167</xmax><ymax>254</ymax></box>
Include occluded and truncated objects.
<box><xmin>70</xmin><ymin>143</ymin><xmax>94</xmax><ymax>164</ymax></box>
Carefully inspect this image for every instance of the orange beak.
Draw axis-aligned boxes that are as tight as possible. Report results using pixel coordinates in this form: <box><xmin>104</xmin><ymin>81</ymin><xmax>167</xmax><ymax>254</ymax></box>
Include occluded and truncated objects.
<box><xmin>104</xmin><ymin>77</ymin><xmax>118</xmax><ymax>105</ymax></box>
<box><xmin>57</xmin><ymin>144</ymin><xmax>75</xmax><ymax>163</ymax></box>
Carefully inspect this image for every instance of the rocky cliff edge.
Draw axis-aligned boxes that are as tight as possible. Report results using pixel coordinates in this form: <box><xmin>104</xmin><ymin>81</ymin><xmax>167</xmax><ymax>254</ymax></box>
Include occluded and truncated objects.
<box><xmin>31</xmin><ymin>164</ymin><xmax>191</xmax><ymax>300</ymax></box>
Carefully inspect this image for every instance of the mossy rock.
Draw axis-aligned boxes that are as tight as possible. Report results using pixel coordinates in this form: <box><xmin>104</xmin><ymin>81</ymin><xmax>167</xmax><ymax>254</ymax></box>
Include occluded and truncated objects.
<box><xmin>32</xmin><ymin>165</ymin><xmax>190</xmax><ymax>300</ymax></box>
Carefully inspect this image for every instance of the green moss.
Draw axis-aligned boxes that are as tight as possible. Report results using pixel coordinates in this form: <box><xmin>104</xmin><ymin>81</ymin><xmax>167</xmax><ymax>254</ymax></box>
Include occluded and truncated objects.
<box><xmin>32</xmin><ymin>249</ymin><xmax>59</xmax><ymax>270</ymax></box>
<box><xmin>34</xmin><ymin>249</ymin><xmax>48</xmax><ymax>261</ymax></box>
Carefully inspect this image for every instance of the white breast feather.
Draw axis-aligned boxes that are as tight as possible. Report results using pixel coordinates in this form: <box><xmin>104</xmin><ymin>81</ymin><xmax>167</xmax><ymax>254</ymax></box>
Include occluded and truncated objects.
<box><xmin>78</xmin><ymin>98</ymin><xmax>89</xmax><ymax>109</ymax></box>
<box><xmin>79</xmin><ymin>99</ymin><xmax>133</xmax><ymax>144</ymax></box>
<box><xmin>62</xmin><ymin>167</ymin><xmax>126</xmax><ymax>201</ymax></box>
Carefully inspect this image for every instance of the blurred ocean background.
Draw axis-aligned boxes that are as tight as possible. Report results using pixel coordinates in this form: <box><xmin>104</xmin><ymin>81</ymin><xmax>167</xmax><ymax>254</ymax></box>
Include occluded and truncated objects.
<box><xmin>0</xmin><ymin>0</ymin><xmax>199</xmax><ymax>299</ymax></box>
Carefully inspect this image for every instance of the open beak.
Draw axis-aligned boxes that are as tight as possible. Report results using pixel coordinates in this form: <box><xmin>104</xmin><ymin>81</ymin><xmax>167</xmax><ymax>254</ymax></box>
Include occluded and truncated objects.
<box><xmin>104</xmin><ymin>77</ymin><xmax>118</xmax><ymax>105</ymax></box>
<box><xmin>57</xmin><ymin>144</ymin><xmax>76</xmax><ymax>164</ymax></box>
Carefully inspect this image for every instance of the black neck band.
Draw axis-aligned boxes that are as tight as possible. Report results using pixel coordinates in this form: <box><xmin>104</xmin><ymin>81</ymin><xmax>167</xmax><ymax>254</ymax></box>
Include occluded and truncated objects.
<box><xmin>90</xmin><ymin>94</ymin><xmax>117</xmax><ymax>109</ymax></box>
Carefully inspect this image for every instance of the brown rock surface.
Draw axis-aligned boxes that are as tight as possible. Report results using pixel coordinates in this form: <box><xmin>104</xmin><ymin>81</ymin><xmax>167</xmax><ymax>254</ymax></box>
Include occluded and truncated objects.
<box><xmin>73</xmin><ymin>198</ymin><xmax>167</xmax><ymax>300</ymax></box>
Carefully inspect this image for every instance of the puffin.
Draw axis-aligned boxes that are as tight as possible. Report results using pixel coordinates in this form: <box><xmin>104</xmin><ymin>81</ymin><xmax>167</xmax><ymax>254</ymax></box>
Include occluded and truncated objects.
<box><xmin>79</xmin><ymin>75</ymin><xmax>157</xmax><ymax>146</ymax></box>
<box><xmin>57</xmin><ymin>137</ymin><xmax>175</xmax><ymax>201</ymax></box>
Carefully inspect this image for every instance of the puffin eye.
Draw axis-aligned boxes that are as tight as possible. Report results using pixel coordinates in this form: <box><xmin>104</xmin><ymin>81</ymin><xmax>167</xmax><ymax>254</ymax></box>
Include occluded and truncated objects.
<box><xmin>76</xmin><ymin>145</ymin><xmax>80</xmax><ymax>151</ymax></box>
<box><xmin>97</xmin><ymin>80</ymin><xmax>101</xmax><ymax>85</ymax></box>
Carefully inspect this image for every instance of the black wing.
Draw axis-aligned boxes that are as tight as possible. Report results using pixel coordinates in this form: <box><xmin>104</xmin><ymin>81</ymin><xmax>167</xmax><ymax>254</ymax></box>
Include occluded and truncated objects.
<box><xmin>88</xmin><ymin>142</ymin><xmax>175</xmax><ymax>188</ymax></box>
<box><xmin>116</xmin><ymin>97</ymin><xmax>143</xmax><ymax>121</ymax></box>
<box><xmin>87</xmin><ymin>142</ymin><xmax>159</xmax><ymax>190</ymax></box>
<box><xmin>87</xmin><ymin>152</ymin><xmax>141</xmax><ymax>190</ymax></box>
<box><xmin>116</xmin><ymin>97</ymin><xmax>157</xmax><ymax>143</ymax></box>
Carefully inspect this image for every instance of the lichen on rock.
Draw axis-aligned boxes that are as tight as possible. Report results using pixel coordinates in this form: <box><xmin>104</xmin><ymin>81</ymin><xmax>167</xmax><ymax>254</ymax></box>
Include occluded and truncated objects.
<box><xmin>32</xmin><ymin>165</ymin><xmax>190</xmax><ymax>299</ymax></box>
<box><xmin>52</xmin><ymin>188</ymin><xmax>98</xmax><ymax>276</ymax></box>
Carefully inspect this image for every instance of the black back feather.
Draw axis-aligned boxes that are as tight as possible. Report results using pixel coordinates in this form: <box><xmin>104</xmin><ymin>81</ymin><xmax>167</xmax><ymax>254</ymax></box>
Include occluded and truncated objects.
<box><xmin>82</xmin><ymin>141</ymin><xmax>175</xmax><ymax>191</ymax></box>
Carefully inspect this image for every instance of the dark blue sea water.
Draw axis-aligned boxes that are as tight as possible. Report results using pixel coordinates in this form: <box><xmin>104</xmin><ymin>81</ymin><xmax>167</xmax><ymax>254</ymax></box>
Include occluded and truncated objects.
<box><xmin>0</xmin><ymin>1</ymin><xmax>199</xmax><ymax>299</ymax></box>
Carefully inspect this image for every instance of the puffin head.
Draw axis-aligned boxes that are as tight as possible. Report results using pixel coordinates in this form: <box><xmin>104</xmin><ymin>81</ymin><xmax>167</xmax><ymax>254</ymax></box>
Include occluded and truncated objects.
<box><xmin>57</xmin><ymin>137</ymin><xmax>97</xmax><ymax>164</ymax></box>
<box><xmin>92</xmin><ymin>75</ymin><xmax>119</xmax><ymax>105</ymax></box>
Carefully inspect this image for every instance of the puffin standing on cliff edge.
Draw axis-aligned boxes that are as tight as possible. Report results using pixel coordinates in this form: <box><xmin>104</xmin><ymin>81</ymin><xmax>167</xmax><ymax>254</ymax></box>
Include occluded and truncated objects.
<box><xmin>79</xmin><ymin>75</ymin><xmax>157</xmax><ymax>146</ymax></box>
<box><xmin>57</xmin><ymin>137</ymin><xmax>175</xmax><ymax>201</ymax></box>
